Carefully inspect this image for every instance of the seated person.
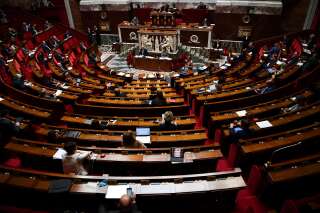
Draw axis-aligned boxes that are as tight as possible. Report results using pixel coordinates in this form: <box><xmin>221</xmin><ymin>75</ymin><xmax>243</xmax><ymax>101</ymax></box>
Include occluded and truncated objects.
<box><xmin>149</xmin><ymin>86</ymin><xmax>157</xmax><ymax>99</ymax></box>
<box><xmin>159</xmin><ymin>111</ymin><xmax>177</xmax><ymax>131</ymax></box>
<box><xmin>62</xmin><ymin>141</ymin><xmax>91</xmax><ymax>175</ymax></box>
<box><xmin>229</xmin><ymin>119</ymin><xmax>251</xmax><ymax>143</ymax></box>
<box><xmin>138</xmin><ymin>47</ymin><xmax>148</xmax><ymax>56</ymax></box>
<box><xmin>98</xmin><ymin>194</ymin><xmax>141</xmax><ymax>213</ymax></box>
<box><xmin>131</xmin><ymin>16</ymin><xmax>139</xmax><ymax>25</ymax></box>
<box><xmin>149</xmin><ymin>91</ymin><xmax>166</xmax><ymax>105</ymax></box>
<box><xmin>92</xmin><ymin>119</ymin><xmax>109</xmax><ymax>130</ymax></box>
<box><xmin>282</xmin><ymin>95</ymin><xmax>306</xmax><ymax>113</ymax></box>
<box><xmin>0</xmin><ymin>110</ymin><xmax>21</xmax><ymax>146</ymax></box>
<box><xmin>122</xmin><ymin>131</ymin><xmax>146</xmax><ymax>148</ymax></box>
<box><xmin>197</xmin><ymin>2</ymin><xmax>208</xmax><ymax>9</ymax></box>
<box><xmin>202</xmin><ymin>18</ymin><xmax>208</xmax><ymax>26</ymax></box>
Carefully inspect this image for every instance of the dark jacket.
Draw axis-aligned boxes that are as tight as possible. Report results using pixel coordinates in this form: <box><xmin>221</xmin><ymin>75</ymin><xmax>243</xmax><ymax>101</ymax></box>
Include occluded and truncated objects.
<box><xmin>159</xmin><ymin>121</ymin><xmax>177</xmax><ymax>131</ymax></box>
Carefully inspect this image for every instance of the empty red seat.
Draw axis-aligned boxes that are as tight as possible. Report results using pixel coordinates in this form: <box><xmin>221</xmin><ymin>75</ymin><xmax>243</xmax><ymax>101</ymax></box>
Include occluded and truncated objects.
<box><xmin>216</xmin><ymin>143</ymin><xmax>238</xmax><ymax>171</ymax></box>
<box><xmin>234</xmin><ymin>165</ymin><xmax>269</xmax><ymax>213</ymax></box>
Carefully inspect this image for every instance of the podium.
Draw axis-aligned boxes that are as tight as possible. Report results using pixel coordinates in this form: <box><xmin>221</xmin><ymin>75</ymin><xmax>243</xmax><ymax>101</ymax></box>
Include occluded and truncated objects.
<box><xmin>138</xmin><ymin>29</ymin><xmax>178</xmax><ymax>55</ymax></box>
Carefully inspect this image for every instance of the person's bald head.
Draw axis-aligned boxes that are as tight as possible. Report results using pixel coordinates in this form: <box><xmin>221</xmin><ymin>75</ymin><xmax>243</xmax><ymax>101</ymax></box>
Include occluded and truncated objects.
<box><xmin>119</xmin><ymin>194</ymin><xmax>132</xmax><ymax>212</ymax></box>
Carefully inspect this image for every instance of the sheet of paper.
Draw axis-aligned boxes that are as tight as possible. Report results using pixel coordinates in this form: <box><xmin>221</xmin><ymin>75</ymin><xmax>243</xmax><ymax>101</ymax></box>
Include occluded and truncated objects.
<box><xmin>105</xmin><ymin>185</ymin><xmax>129</xmax><ymax>199</ymax></box>
<box><xmin>136</xmin><ymin>183</ymin><xmax>175</xmax><ymax>195</ymax></box>
<box><xmin>136</xmin><ymin>136</ymin><xmax>151</xmax><ymax>144</ymax></box>
<box><xmin>54</xmin><ymin>90</ymin><xmax>62</xmax><ymax>97</ymax></box>
<box><xmin>53</xmin><ymin>148</ymin><xmax>67</xmax><ymax>159</ymax></box>
<box><xmin>0</xmin><ymin>97</ymin><xmax>4</xmax><ymax>101</ymax></box>
<box><xmin>175</xmin><ymin>181</ymin><xmax>209</xmax><ymax>193</ymax></box>
<box><xmin>236</xmin><ymin>110</ymin><xmax>247</xmax><ymax>117</ymax></box>
<box><xmin>256</xmin><ymin>120</ymin><xmax>273</xmax><ymax>128</ymax></box>
<box><xmin>84</xmin><ymin>119</ymin><xmax>93</xmax><ymax>125</ymax></box>
<box><xmin>24</xmin><ymin>81</ymin><xmax>32</xmax><ymax>87</ymax></box>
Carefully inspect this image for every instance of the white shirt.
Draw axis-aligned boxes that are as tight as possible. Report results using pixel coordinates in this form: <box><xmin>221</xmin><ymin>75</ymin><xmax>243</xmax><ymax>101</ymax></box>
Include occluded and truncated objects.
<box><xmin>62</xmin><ymin>151</ymin><xmax>90</xmax><ymax>175</ymax></box>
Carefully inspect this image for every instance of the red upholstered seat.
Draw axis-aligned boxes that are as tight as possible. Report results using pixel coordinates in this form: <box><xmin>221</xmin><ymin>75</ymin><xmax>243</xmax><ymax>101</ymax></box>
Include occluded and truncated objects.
<box><xmin>0</xmin><ymin>205</ymin><xmax>48</xmax><ymax>213</ymax></box>
<box><xmin>214</xmin><ymin>128</ymin><xmax>222</xmax><ymax>144</ymax></box>
<box><xmin>280</xmin><ymin>200</ymin><xmax>299</xmax><ymax>213</ymax></box>
<box><xmin>216</xmin><ymin>143</ymin><xmax>238</xmax><ymax>171</ymax></box>
<box><xmin>235</xmin><ymin>196</ymin><xmax>269</xmax><ymax>213</ymax></box>
<box><xmin>3</xmin><ymin>156</ymin><xmax>22</xmax><ymax>168</ymax></box>
<box><xmin>235</xmin><ymin>165</ymin><xmax>269</xmax><ymax>213</ymax></box>
<box><xmin>65</xmin><ymin>104</ymin><xmax>74</xmax><ymax>113</ymax></box>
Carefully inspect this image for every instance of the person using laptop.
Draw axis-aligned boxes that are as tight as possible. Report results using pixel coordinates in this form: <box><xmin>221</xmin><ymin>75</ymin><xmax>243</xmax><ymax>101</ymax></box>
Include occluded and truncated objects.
<box><xmin>122</xmin><ymin>131</ymin><xmax>146</xmax><ymax>148</ymax></box>
<box><xmin>159</xmin><ymin>111</ymin><xmax>177</xmax><ymax>131</ymax></box>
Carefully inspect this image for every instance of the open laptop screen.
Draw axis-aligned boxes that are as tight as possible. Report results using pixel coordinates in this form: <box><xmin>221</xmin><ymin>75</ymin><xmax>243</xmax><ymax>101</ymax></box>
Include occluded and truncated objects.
<box><xmin>136</xmin><ymin>127</ymin><xmax>150</xmax><ymax>136</ymax></box>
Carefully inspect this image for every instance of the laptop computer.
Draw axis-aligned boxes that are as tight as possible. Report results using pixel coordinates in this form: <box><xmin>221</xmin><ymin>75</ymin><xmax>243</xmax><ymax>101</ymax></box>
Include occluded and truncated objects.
<box><xmin>171</xmin><ymin>147</ymin><xmax>184</xmax><ymax>163</ymax></box>
<box><xmin>135</xmin><ymin>127</ymin><xmax>151</xmax><ymax>144</ymax></box>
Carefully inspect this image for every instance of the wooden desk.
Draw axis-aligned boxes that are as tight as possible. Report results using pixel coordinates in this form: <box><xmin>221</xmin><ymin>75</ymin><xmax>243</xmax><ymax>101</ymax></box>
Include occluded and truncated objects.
<box><xmin>133</xmin><ymin>56</ymin><xmax>173</xmax><ymax>71</ymax></box>
<box><xmin>268</xmin><ymin>163</ymin><xmax>320</xmax><ymax>183</ymax></box>
<box><xmin>61</xmin><ymin>115</ymin><xmax>196</xmax><ymax>130</ymax></box>
<box><xmin>241</xmin><ymin>125</ymin><xmax>320</xmax><ymax>154</ymax></box>
<box><xmin>0</xmin><ymin>96</ymin><xmax>51</xmax><ymax>119</ymax></box>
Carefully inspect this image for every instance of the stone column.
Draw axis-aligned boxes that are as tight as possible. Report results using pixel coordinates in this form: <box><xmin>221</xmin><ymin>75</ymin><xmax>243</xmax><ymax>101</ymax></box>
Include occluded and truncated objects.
<box><xmin>66</xmin><ymin>0</ymin><xmax>84</xmax><ymax>32</ymax></box>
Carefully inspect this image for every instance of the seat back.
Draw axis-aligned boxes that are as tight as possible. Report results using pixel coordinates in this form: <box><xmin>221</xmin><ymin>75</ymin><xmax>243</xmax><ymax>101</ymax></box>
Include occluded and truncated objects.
<box><xmin>227</xmin><ymin>143</ymin><xmax>238</xmax><ymax>167</ymax></box>
<box><xmin>280</xmin><ymin>200</ymin><xmax>299</xmax><ymax>213</ymax></box>
<box><xmin>247</xmin><ymin>165</ymin><xmax>264</xmax><ymax>196</ymax></box>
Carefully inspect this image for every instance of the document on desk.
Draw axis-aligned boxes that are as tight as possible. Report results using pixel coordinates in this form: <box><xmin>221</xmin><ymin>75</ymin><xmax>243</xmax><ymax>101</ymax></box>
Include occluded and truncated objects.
<box><xmin>175</xmin><ymin>181</ymin><xmax>209</xmax><ymax>193</ymax></box>
<box><xmin>256</xmin><ymin>120</ymin><xmax>273</xmax><ymax>128</ymax></box>
<box><xmin>136</xmin><ymin>136</ymin><xmax>151</xmax><ymax>144</ymax></box>
<box><xmin>207</xmin><ymin>176</ymin><xmax>246</xmax><ymax>190</ymax></box>
<box><xmin>236</xmin><ymin>110</ymin><xmax>247</xmax><ymax>117</ymax></box>
<box><xmin>0</xmin><ymin>97</ymin><xmax>4</xmax><ymax>101</ymax></box>
<box><xmin>143</xmin><ymin>154</ymin><xmax>170</xmax><ymax>162</ymax></box>
<box><xmin>105</xmin><ymin>185</ymin><xmax>129</xmax><ymax>199</ymax></box>
<box><xmin>54</xmin><ymin>90</ymin><xmax>62</xmax><ymax>97</ymax></box>
<box><xmin>136</xmin><ymin>183</ymin><xmax>175</xmax><ymax>195</ymax></box>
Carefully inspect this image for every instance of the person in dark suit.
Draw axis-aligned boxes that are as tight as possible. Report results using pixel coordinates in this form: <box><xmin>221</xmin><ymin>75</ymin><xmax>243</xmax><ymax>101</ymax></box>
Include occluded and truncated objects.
<box><xmin>94</xmin><ymin>25</ymin><xmax>101</xmax><ymax>46</ymax></box>
<box><xmin>92</xmin><ymin>119</ymin><xmax>108</xmax><ymax>130</ymax></box>
<box><xmin>0</xmin><ymin>111</ymin><xmax>20</xmax><ymax>146</ymax></box>
<box><xmin>139</xmin><ymin>47</ymin><xmax>148</xmax><ymax>56</ymax></box>
<box><xmin>159</xmin><ymin>111</ymin><xmax>177</xmax><ymax>131</ymax></box>
<box><xmin>122</xmin><ymin>131</ymin><xmax>145</xmax><ymax>148</ymax></box>
<box><xmin>150</xmin><ymin>91</ymin><xmax>166</xmax><ymax>106</ymax></box>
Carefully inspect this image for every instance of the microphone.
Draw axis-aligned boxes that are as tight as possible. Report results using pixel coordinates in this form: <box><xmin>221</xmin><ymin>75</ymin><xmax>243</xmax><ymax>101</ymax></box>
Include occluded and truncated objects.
<box><xmin>266</xmin><ymin>141</ymin><xmax>303</xmax><ymax>167</ymax></box>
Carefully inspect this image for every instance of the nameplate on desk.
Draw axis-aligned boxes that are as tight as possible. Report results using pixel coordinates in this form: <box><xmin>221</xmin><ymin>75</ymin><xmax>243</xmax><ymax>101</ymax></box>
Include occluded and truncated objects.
<box><xmin>256</xmin><ymin>120</ymin><xmax>273</xmax><ymax>128</ymax></box>
<box><xmin>145</xmin><ymin>56</ymin><xmax>154</xmax><ymax>59</ymax></box>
